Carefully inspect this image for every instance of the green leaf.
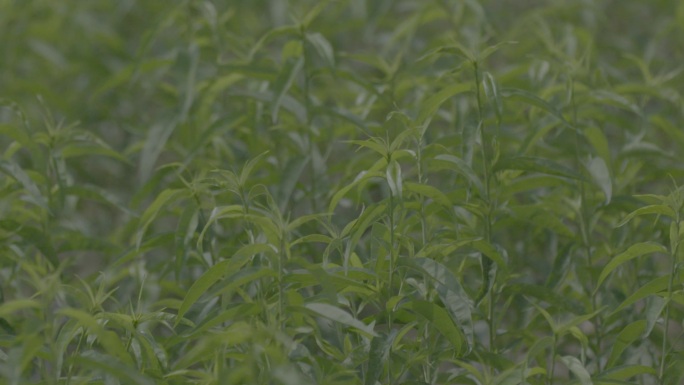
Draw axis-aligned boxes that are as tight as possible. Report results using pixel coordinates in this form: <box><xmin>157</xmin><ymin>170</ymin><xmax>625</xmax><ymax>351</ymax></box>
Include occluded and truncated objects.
<box><xmin>0</xmin><ymin>299</ymin><xmax>41</xmax><ymax>318</ymax></box>
<box><xmin>272</xmin><ymin>57</ymin><xmax>304</xmax><ymax>123</ymax></box>
<box><xmin>610</xmin><ymin>272</ymin><xmax>684</xmax><ymax>314</ymax></box>
<box><xmin>559</xmin><ymin>356</ymin><xmax>593</xmax><ymax>385</ymax></box>
<box><xmin>176</xmin><ymin>244</ymin><xmax>274</xmax><ymax>325</ymax></box>
<box><xmin>616</xmin><ymin>204</ymin><xmax>676</xmax><ymax>227</ymax></box>
<box><xmin>606</xmin><ymin>320</ymin><xmax>646</xmax><ymax>368</ymax></box>
<box><xmin>500</xmin><ymin>88</ymin><xmax>571</xmax><ymax>129</ymax></box>
<box><xmin>478</xmin><ymin>41</ymin><xmax>517</xmax><ymax>61</ymax></box>
<box><xmin>471</xmin><ymin>239</ymin><xmax>507</xmax><ymax>271</ymax></box>
<box><xmin>398</xmin><ymin>257</ymin><xmax>473</xmax><ymax>351</ymax></box>
<box><xmin>493</xmin><ymin>156</ymin><xmax>585</xmax><ymax>181</ymax></box>
<box><xmin>404</xmin><ymin>300</ymin><xmax>465</xmax><ymax>353</ymax></box>
<box><xmin>58</xmin><ymin>308</ymin><xmax>132</xmax><ymax>365</ymax></box>
<box><xmin>586</xmin><ymin>156</ymin><xmax>612</xmax><ymax>204</ymax></box>
<box><xmin>584</xmin><ymin>126</ymin><xmax>611</xmax><ymax>164</ymax></box>
<box><xmin>417</xmin><ymin>83</ymin><xmax>471</xmax><ymax>128</ymax></box>
<box><xmin>386</xmin><ymin>160</ymin><xmax>402</xmax><ymax>198</ymax></box>
<box><xmin>329</xmin><ymin>170</ymin><xmax>384</xmax><ymax>212</ymax></box>
<box><xmin>364</xmin><ymin>330</ymin><xmax>397</xmax><ymax>385</ymax></box>
<box><xmin>239</xmin><ymin>151</ymin><xmax>270</xmax><ymax>186</ymax></box>
<box><xmin>306</xmin><ymin>32</ymin><xmax>335</xmax><ymax>67</ymax></box>
<box><xmin>433</xmin><ymin>154</ymin><xmax>484</xmax><ymax>195</ymax></box>
<box><xmin>304</xmin><ymin>303</ymin><xmax>377</xmax><ymax>337</ymax></box>
<box><xmin>0</xmin><ymin>160</ymin><xmax>49</xmax><ymax>211</ymax></box>
<box><xmin>135</xmin><ymin>188</ymin><xmax>190</xmax><ymax>249</ymax></box>
<box><xmin>596</xmin><ymin>242</ymin><xmax>667</xmax><ymax>289</ymax></box>
<box><xmin>597</xmin><ymin>365</ymin><xmax>657</xmax><ymax>381</ymax></box>
<box><xmin>73</xmin><ymin>351</ymin><xmax>155</xmax><ymax>385</ymax></box>
<box><xmin>404</xmin><ymin>182</ymin><xmax>452</xmax><ymax>208</ymax></box>
<box><xmin>60</xmin><ymin>143</ymin><xmax>131</xmax><ymax>164</ymax></box>
<box><xmin>644</xmin><ymin>295</ymin><xmax>666</xmax><ymax>338</ymax></box>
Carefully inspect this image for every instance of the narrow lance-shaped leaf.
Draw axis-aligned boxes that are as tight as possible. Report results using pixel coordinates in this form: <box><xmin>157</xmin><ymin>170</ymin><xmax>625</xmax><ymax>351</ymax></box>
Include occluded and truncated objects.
<box><xmin>306</xmin><ymin>32</ymin><xmax>335</xmax><ymax>67</ymax></box>
<box><xmin>272</xmin><ymin>57</ymin><xmax>304</xmax><ymax>123</ymax></box>
<box><xmin>177</xmin><ymin>244</ymin><xmax>274</xmax><ymax>324</ymax></box>
<box><xmin>559</xmin><ymin>356</ymin><xmax>593</xmax><ymax>385</ymax></box>
<box><xmin>586</xmin><ymin>156</ymin><xmax>612</xmax><ymax>204</ymax></box>
<box><xmin>606</xmin><ymin>320</ymin><xmax>646</xmax><ymax>368</ymax></box>
<box><xmin>364</xmin><ymin>330</ymin><xmax>397</xmax><ymax>385</ymax></box>
<box><xmin>404</xmin><ymin>300</ymin><xmax>465</xmax><ymax>353</ymax></box>
<box><xmin>0</xmin><ymin>160</ymin><xmax>49</xmax><ymax>211</ymax></box>
<box><xmin>500</xmin><ymin>88</ymin><xmax>572</xmax><ymax>129</ymax></box>
<box><xmin>398</xmin><ymin>257</ymin><xmax>473</xmax><ymax>352</ymax></box>
<box><xmin>386</xmin><ymin>160</ymin><xmax>402</xmax><ymax>198</ymax></box>
<box><xmin>416</xmin><ymin>83</ymin><xmax>471</xmax><ymax>130</ymax></box>
<box><xmin>493</xmin><ymin>156</ymin><xmax>586</xmax><ymax>181</ymax></box>
<box><xmin>433</xmin><ymin>154</ymin><xmax>484</xmax><ymax>195</ymax></box>
<box><xmin>617</xmin><ymin>204</ymin><xmax>676</xmax><ymax>227</ymax></box>
<box><xmin>404</xmin><ymin>182</ymin><xmax>452</xmax><ymax>208</ymax></box>
<box><xmin>135</xmin><ymin>188</ymin><xmax>190</xmax><ymax>249</ymax></box>
<box><xmin>304</xmin><ymin>303</ymin><xmax>377</xmax><ymax>337</ymax></box>
<box><xmin>596</xmin><ymin>242</ymin><xmax>667</xmax><ymax>289</ymax></box>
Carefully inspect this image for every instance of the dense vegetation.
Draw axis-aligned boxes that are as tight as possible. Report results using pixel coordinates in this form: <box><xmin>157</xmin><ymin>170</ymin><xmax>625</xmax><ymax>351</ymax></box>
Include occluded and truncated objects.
<box><xmin>1</xmin><ymin>1</ymin><xmax>683</xmax><ymax>384</ymax></box>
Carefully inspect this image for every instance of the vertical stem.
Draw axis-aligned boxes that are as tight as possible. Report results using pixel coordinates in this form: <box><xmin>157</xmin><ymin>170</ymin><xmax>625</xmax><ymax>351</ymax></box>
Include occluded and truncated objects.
<box><xmin>473</xmin><ymin>60</ymin><xmax>496</xmax><ymax>351</ymax></box>
<box><xmin>569</xmin><ymin>77</ymin><xmax>603</xmax><ymax>368</ymax></box>
<box><xmin>660</xmin><ymin>217</ymin><xmax>679</xmax><ymax>380</ymax></box>
<box><xmin>301</xmin><ymin>29</ymin><xmax>317</xmax><ymax>213</ymax></box>
<box><xmin>278</xmin><ymin>237</ymin><xmax>286</xmax><ymax>331</ymax></box>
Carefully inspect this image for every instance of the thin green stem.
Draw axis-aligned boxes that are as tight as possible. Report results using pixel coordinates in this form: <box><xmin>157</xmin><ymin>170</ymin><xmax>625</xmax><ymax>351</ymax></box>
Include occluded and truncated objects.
<box><xmin>569</xmin><ymin>77</ymin><xmax>603</xmax><ymax>368</ymax></box>
<box><xmin>660</xmin><ymin>217</ymin><xmax>679</xmax><ymax>380</ymax></box>
<box><xmin>473</xmin><ymin>60</ymin><xmax>496</xmax><ymax>352</ymax></box>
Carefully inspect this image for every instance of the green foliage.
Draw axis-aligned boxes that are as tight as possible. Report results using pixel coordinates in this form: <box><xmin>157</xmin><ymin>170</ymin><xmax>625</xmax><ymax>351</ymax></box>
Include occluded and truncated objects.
<box><xmin>1</xmin><ymin>1</ymin><xmax>683</xmax><ymax>384</ymax></box>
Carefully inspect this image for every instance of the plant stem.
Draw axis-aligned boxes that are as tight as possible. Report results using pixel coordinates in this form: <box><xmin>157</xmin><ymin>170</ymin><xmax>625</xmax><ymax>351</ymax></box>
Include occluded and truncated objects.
<box><xmin>569</xmin><ymin>77</ymin><xmax>603</xmax><ymax>369</ymax></box>
<box><xmin>660</xmin><ymin>217</ymin><xmax>680</xmax><ymax>380</ymax></box>
<box><xmin>473</xmin><ymin>60</ymin><xmax>496</xmax><ymax>352</ymax></box>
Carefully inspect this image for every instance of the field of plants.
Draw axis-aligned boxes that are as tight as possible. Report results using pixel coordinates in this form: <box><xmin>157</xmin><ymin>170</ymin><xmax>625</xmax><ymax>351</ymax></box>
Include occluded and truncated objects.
<box><xmin>1</xmin><ymin>0</ymin><xmax>683</xmax><ymax>384</ymax></box>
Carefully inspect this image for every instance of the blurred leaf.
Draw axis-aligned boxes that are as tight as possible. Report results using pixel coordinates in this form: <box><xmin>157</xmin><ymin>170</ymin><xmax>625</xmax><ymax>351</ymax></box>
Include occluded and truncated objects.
<box><xmin>433</xmin><ymin>154</ymin><xmax>484</xmax><ymax>195</ymax></box>
<box><xmin>616</xmin><ymin>205</ymin><xmax>676</xmax><ymax>227</ymax></box>
<box><xmin>501</xmin><ymin>88</ymin><xmax>571</xmax><ymax>128</ymax></box>
<box><xmin>399</xmin><ymin>257</ymin><xmax>474</xmax><ymax>352</ymax></box>
<box><xmin>364</xmin><ymin>330</ymin><xmax>397</xmax><ymax>385</ymax></box>
<box><xmin>417</xmin><ymin>83</ymin><xmax>471</xmax><ymax>129</ymax></box>
<box><xmin>493</xmin><ymin>156</ymin><xmax>585</xmax><ymax>181</ymax></box>
<box><xmin>73</xmin><ymin>351</ymin><xmax>155</xmax><ymax>385</ymax></box>
<box><xmin>404</xmin><ymin>300</ymin><xmax>465</xmax><ymax>353</ymax></box>
<box><xmin>0</xmin><ymin>159</ymin><xmax>49</xmax><ymax>211</ymax></box>
<box><xmin>586</xmin><ymin>156</ymin><xmax>612</xmax><ymax>204</ymax></box>
<box><xmin>597</xmin><ymin>242</ymin><xmax>667</xmax><ymax>289</ymax></box>
<box><xmin>385</xmin><ymin>160</ymin><xmax>402</xmax><ymax>198</ymax></box>
<box><xmin>559</xmin><ymin>356</ymin><xmax>592</xmax><ymax>385</ymax></box>
<box><xmin>306</xmin><ymin>32</ymin><xmax>335</xmax><ymax>67</ymax></box>
<box><xmin>304</xmin><ymin>303</ymin><xmax>377</xmax><ymax>337</ymax></box>
<box><xmin>404</xmin><ymin>181</ymin><xmax>452</xmax><ymax>208</ymax></box>
<box><xmin>607</xmin><ymin>320</ymin><xmax>646</xmax><ymax>368</ymax></box>
<box><xmin>135</xmin><ymin>188</ymin><xmax>190</xmax><ymax>249</ymax></box>
<box><xmin>272</xmin><ymin>57</ymin><xmax>304</xmax><ymax>123</ymax></box>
